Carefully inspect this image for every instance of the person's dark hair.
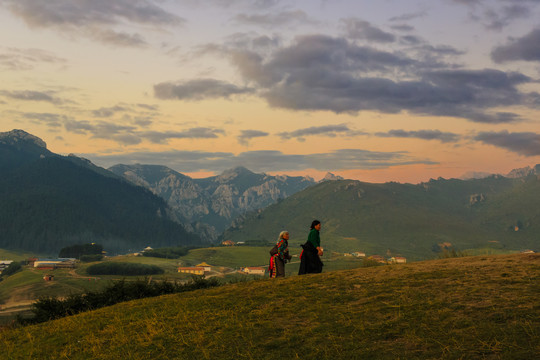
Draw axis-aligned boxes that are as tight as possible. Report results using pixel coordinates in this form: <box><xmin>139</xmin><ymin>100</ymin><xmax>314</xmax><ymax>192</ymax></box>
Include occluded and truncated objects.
<box><xmin>310</xmin><ymin>220</ymin><xmax>321</xmax><ymax>229</ymax></box>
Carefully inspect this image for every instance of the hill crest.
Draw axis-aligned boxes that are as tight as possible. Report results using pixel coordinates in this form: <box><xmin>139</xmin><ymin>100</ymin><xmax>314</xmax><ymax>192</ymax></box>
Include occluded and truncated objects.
<box><xmin>1</xmin><ymin>253</ymin><xmax>538</xmax><ymax>359</ymax></box>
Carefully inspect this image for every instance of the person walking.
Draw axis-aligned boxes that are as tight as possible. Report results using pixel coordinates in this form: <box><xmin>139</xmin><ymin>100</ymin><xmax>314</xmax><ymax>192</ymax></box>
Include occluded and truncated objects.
<box><xmin>298</xmin><ymin>220</ymin><xmax>324</xmax><ymax>275</ymax></box>
<box><xmin>269</xmin><ymin>230</ymin><xmax>292</xmax><ymax>278</ymax></box>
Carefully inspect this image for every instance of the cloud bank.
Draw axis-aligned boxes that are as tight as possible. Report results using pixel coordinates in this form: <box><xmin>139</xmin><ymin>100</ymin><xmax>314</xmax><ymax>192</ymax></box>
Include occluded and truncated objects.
<box><xmin>85</xmin><ymin>148</ymin><xmax>437</xmax><ymax>174</ymax></box>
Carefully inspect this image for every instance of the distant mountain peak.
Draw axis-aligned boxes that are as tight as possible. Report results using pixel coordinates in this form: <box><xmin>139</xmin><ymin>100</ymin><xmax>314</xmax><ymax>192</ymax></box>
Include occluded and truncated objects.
<box><xmin>0</xmin><ymin>129</ymin><xmax>47</xmax><ymax>149</ymax></box>
<box><xmin>459</xmin><ymin>171</ymin><xmax>494</xmax><ymax>180</ymax></box>
<box><xmin>225</xmin><ymin>166</ymin><xmax>253</xmax><ymax>174</ymax></box>
<box><xmin>218</xmin><ymin>166</ymin><xmax>255</xmax><ymax>180</ymax></box>
<box><xmin>506</xmin><ymin>165</ymin><xmax>540</xmax><ymax>178</ymax></box>
<box><xmin>320</xmin><ymin>172</ymin><xmax>344</xmax><ymax>182</ymax></box>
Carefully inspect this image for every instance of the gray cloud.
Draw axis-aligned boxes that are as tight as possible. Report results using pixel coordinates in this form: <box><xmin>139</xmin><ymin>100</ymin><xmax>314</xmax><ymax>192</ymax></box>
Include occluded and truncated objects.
<box><xmin>491</xmin><ymin>28</ymin><xmax>540</xmax><ymax>63</ymax></box>
<box><xmin>233</xmin><ymin>10</ymin><xmax>316</xmax><ymax>28</ymax></box>
<box><xmin>391</xmin><ymin>24</ymin><xmax>415</xmax><ymax>32</ymax></box>
<box><xmin>65</xmin><ymin>120</ymin><xmax>141</xmax><ymax>145</ymax></box>
<box><xmin>375</xmin><ymin>129</ymin><xmax>461</xmax><ymax>143</ymax></box>
<box><xmin>341</xmin><ymin>18</ymin><xmax>396</xmax><ymax>43</ymax></box>
<box><xmin>483</xmin><ymin>4</ymin><xmax>531</xmax><ymax>30</ymax></box>
<box><xmin>176</xmin><ymin>0</ymin><xmax>281</xmax><ymax>10</ymax></box>
<box><xmin>154</xmin><ymin>79</ymin><xmax>254</xmax><ymax>101</ymax></box>
<box><xmin>137</xmin><ymin>103</ymin><xmax>159</xmax><ymax>111</ymax></box>
<box><xmin>140</xmin><ymin>128</ymin><xmax>226</xmax><ymax>144</ymax></box>
<box><xmin>94</xmin><ymin>29</ymin><xmax>147</xmax><ymax>47</ymax></box>
<box><xmin>92</xmin><ymin>105</ymin><xmax>128</xmax><ymax>118</ymax></box>
<box><xmin>388</xmin><ymin>11</ymin><xmax>427</xmax><ymax>22</ymax></box>
<box><xmin>263</xmin><ymin>67</ymin><xmax>529</xmax><ymax>122</ymax></box>
<box><xmin>237</xmin><ymin>129</ymin><xmax>269</xmax><ymax>146</ymax></box>
<box><xmin>0</xmin><ymin>90</ymin><xmax>65</xmax><ymax>105</ymax></box>
<box><xmin>182</xmin><ymin>32</ymin><xmax>537</xmax><ymax>123</ymax></box>
<box><xmin>84</xmin><ymin>148</ymin><xmax>437</xmax><ymax>173</ymax></box>
<box><xmin>277</xmin><ymin>124</ymin><xmax>361</xmax><ymax>141</ymax></box>
<box><xmin>20</xmin><ymin>112</ymin><xmax>69</xmax><ymax>128</ymax></box>
<box><xmin>0</xmin><ymin>47</ymin><xmax>67</xmax><ymax>71</ymax></box>
<box><xmin>1</xmin><ymin>0</ymin><xmax>184</xmax><ymax>47</ymax></box>
<box><xmin>64</xmin><ymin>119</ymin><xmax>225</xmax><ymax>145</ymax></box>
<box><xmin>449</xmin><ymin>0</ymin><xmax>537</xmax><ymax>30</ymax></box>
<box><xmin>475</xmin><ymin>130</ymin><xmax>540</xmax><ymax>156</ymax></box>
<box><xmin>90</xmin><ymin>103</ymin><xmax>160</xmax><ymax>128</ymax></box>
<box><xmin>215</xmin><ymin>34</ymin><xmax>532</xmax><ymax>123</ymax></box>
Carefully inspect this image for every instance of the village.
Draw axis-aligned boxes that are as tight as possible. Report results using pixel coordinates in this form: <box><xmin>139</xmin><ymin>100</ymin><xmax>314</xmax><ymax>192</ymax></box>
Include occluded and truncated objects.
<box><xmin>0</xmin><ymin>242</ymin><xmax>409</xmax><ymax>283</ymax></box>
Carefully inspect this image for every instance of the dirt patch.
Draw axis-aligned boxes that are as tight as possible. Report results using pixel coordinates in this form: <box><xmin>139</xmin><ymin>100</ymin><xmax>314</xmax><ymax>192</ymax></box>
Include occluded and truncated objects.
<box><xmin>0</xmin><ymin>284</ymin><xmax>36</xmax><ymax>314</ymax></box>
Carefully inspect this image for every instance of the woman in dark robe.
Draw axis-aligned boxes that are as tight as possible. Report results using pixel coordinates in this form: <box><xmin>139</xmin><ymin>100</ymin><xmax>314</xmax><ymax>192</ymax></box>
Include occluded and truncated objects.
<box><xmin>298</xmin><ymin>220</ymin><xmax>324</xmax><ymax>275</ymax></box>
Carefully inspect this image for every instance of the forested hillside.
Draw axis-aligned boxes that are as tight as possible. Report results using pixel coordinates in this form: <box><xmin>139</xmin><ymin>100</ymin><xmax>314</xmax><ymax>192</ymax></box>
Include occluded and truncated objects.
<box><xmin>0</xmin><ymin>130</ymin><xmax>201</xmax><ymax>254</ymax></box>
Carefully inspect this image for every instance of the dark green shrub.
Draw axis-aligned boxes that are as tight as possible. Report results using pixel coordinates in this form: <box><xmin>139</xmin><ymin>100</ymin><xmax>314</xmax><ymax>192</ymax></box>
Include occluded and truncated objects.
<box><xmin>438</xmin><ymin>249</ymin><xmax>468</xmax><ymax>259</ymax></box>
<box><xmin>80</xmin><ymin>254</ymin><xmax>103</xmax><ymax>262</ymax></box>
<box><xmin>26</xmin><ymin>277</ymin><xmax>221</xmax><ymax>324</ymax></box>
<box><xmin>362</xmin><ymin>258</ymin><xmax>383</xmax><ymax>267</ymax></box>
<box><xmin>59</xmin><ymin>243</ymin><xmax>103</xmax><ymax>259</ymax></box>
<box><xmin>1</xmin><ymin>261</ymin><xmax>22</xmax><ymax>276</ymax></box>
<box><xmin>142</xmin><ymin>246</ymin><xmax>188</xmax><ymax>259</ymax></box>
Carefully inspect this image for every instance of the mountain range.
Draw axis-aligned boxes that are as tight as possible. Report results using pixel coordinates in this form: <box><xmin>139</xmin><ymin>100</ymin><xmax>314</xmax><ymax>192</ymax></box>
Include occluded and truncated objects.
<box><xmin>109</xmin><ymin>164</ymin><xmax>316</xmax><ymax>241</ymax></box>
<box><xmin>2</xmin><ymin>129</ymin><xmax>539</xmax><ymax>260</ymax></box>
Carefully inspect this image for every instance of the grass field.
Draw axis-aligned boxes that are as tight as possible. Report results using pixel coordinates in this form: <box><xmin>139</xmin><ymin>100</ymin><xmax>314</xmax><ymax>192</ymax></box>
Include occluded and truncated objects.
<box><xmin>0</xmin><ymin>249</ymin><xmax>43</xmax><ymax>262</ymax></box>
<box><xmin>1</xmin><ymin>253</ymin><xmax>538</xmax><ymax>359</ymax></box>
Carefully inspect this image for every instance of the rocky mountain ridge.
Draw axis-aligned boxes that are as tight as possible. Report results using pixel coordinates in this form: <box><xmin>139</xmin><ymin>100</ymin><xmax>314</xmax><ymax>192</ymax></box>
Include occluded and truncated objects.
<box><xmin>109</xmin><ymin>164</ymin><xmax>316</xmax><ymax>241</ymax></box>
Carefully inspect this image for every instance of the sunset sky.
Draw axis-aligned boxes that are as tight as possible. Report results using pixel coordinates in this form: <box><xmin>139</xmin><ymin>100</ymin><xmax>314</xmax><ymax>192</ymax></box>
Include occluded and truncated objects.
<box><xmin>1</xmin><ymin>0</ymin><xmax>540</xmax><ymax>183</ymax></box>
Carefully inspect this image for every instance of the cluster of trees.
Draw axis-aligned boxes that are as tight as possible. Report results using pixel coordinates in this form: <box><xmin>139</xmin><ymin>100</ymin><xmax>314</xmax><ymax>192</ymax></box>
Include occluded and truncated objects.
<box><xmin>25</xmin><ymin>277</ymin><xmax>221</xmax><ymax>324</ymax></box>
<box><xmin>59</xmin><ymin>243</ymin><xmax>103</xmax><ymax>259</ymax></box>
<box><xmin>0</xmin><ymin>261</ymin><xmax>22</xmax><ymax>278</ymax></box>
<box><xmin>142</xmin><ymin>246</ymin><xmax>189</xmax><ymax>259</ymax></box>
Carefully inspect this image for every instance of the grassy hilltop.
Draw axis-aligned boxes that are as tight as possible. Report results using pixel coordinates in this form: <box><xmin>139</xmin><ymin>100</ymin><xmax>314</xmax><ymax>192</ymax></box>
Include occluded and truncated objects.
<box><xmin>1</xmin><ymin>253</ymin><xmax>539</xmax><ymax>359</ymax></box>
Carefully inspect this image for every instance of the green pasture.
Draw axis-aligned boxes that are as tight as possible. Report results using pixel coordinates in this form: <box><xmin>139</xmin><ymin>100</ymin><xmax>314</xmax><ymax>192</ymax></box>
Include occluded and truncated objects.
<box><xmin>178</xmin><ymin>246</ymin><xmax>276</xmax><ymax>268</ymax></box>
<box><xmin>0</xmin><ymin>249</ymin><xmax>41</xmax><ymax>262</ymax></box>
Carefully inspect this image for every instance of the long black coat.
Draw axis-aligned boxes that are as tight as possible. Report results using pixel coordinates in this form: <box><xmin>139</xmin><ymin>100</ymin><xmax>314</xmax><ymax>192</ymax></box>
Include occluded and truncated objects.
<box><xmin>298</xmin><ymin>241</ymin><xmax>323</xmax><ymax>275</ymax></box>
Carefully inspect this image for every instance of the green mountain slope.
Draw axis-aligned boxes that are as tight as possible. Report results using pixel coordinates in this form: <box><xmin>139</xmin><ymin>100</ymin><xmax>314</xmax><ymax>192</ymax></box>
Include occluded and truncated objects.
<box><xmin>223</xmin><ymin>176</ymin><xmax>539</xmax><ymax>260</ymax></box>
<box><xmin>1</xmin><ymin>254</ymin><xmax>538</xmax><ymax>359</ymax></box>
<box><xmin>0</xmin><ymin>130</ymin><xmax>201</xmax><ymax>254</ymax></box>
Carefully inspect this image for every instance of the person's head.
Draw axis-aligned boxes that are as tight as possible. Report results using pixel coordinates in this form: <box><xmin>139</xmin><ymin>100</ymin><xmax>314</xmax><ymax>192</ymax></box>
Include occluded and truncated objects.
<box><xmin>310</xmin><ymin>220</ymin><xmax>321</xmax><ymax>230</ymax></box>
<box><xmin>279</xmin><ymin>230</ymin><xmax>289</xmax><ymax>240</ymax></box>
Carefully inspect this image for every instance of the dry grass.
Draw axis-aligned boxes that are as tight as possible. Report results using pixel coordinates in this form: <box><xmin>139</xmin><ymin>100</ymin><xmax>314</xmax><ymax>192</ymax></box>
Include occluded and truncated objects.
<box><xmin>1</xmin><ymin>254</ymin><xmax>539</xmax><ymax>359</ymax></box>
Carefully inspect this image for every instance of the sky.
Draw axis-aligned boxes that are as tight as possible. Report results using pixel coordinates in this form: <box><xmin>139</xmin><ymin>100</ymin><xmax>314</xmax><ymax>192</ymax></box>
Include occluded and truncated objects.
<box><xmin>1</xmin><ymin>0</ymin><xmax>540</xmax><ymax>183</ymax></box>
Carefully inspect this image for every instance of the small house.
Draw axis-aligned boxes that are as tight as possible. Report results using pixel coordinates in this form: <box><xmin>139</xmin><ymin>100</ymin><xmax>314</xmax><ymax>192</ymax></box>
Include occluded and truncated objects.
<box><xmin>352</xmin><ymin>252</ymin><xmax>366</xmax><ymax>257</ymax></box>
<box><xmin>389</xmin><ymin>256</ymin><xmax>407</xmax><ymax>264</ymax></box>
<box><xmin>178</xmin><ymin>267</ymin><xmax>205</xmax><ymax>275</ymax></box>
<box><xmin>196</xmin><ymin>262</ymin><xmax>212</xmax><ymax>272</ymax></box>
<box><xmin>34</xmin><ymin>258</ymin><xmax>76</xmax><ymax>270</ymax></box>
<box><xmin>243</xmin><ymin>267</ymin><xmax>265</xmax><ymax>276</ymax></box>
<box><xmin>368</xmin><ymin>255</ymin><xmax>386</xmax><ymax>264</ymax></box>
<box><xmin>0</xmin><ymin>260</ymin><xmax>14</xmax><ymax>273</ymax></box>
<box><xmin>222</xmin><ymin>240</ymin><xmax>235</xmax><ymax>246</ymax></box>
